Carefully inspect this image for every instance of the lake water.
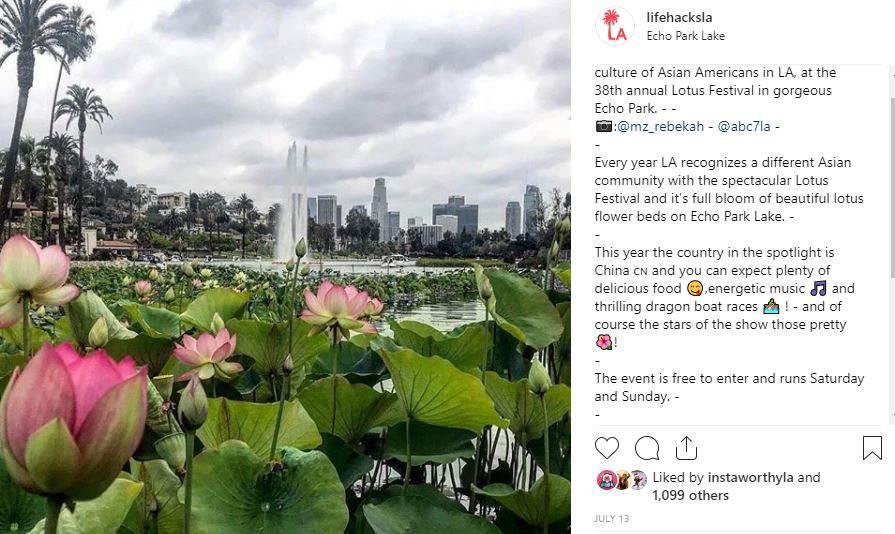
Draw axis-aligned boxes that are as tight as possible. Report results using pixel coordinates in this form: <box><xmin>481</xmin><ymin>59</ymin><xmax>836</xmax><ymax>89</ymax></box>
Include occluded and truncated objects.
<box><xmin>377</xmin><ymin>299</ymin><xmax>485</xmax><ymax>334</ymax></box>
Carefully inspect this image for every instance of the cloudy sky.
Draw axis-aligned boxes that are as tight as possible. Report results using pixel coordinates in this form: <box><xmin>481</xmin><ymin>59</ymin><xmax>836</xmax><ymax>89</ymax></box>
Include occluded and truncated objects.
<box><xmin>0</xmin><ymin>0</ymin><xmax>569</xmax><ymax>229</ymax></box>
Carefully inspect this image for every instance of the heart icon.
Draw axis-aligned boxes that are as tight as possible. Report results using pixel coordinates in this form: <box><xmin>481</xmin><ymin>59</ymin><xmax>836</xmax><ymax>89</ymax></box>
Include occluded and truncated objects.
<box><xmin>595</xmin><ymin>437</ymin><xmax>620</xmax><ymax>459</ymax></box>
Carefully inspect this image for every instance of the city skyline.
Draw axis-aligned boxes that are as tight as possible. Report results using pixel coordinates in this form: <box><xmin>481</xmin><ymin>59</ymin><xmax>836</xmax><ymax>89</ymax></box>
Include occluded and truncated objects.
<box><xmin>0</xmin><ymin>1</ymin><xmax>568</xmax><ymax>232</ymax></box>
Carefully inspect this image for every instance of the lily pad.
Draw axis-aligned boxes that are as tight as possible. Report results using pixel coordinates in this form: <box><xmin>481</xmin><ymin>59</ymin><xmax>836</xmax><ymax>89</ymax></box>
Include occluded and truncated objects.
<box><xmin>363</xmin><ymin>496</ymin><xmax>500</xmax><ymax>534</ymax></box>
<box><xmin>0</xmin><ymin>325</ymin><xmax>50</xmax><ymax>355</ymax></box>
<box><xmin>381</xmin><ymin>348</ymin><xmax>506</xmax><ymax>434</ymax></box>
<box><xmin>473</xmin><ymin>474</ymin><xmax>571</xmax><ymax>527</ymax></box>
<box><xmin>481</xmin><ymin>269</ymin><xmax>562</xmax><ymax>350</ymax></box>
<box><xmin>382</xmin><ymin>421</ymin><xmax>475</xmax><ymax>465</ymax></box>
<box><xmin>227</xmin><ymin>318</ymin><xmax>329</xmax><ymax>375</ymax></box>
<box><xmin>318</xmin><ymin>433</ymin><xmax>374</xmax><ymax>488</ymax></box>
<box><xmin>298</xmin><ymin>376</ymin><xmax>404</xmax><ymax>444</ymax></box>
<box><xmin>187</xmin><ymin>440</ymin><xmax>348</xmax><ymax>533</ymax></box>
<box><xmin>551</xmin><ymin>262</ymin><xmax>571</xmax><ymax>288</ymax></box>
<box><xmin>180</xmin><ymin>289</ymin><xmax>250</xmax><ymax>332</ymax></box>
<box><xmin>65</xmin><ymin>291</ymin><xmax>137</xmax><ymax>347</ymax></box>
<box><xmin>309</xmin><ymin>342</ymin><xmax>386</xmax><ymax>385</ymax></box>
<box><xmin>197</xmin><ymin>398</ymin><xmax>321</xmax><ymax>456</ymax></box>
<box><xmin>483</xmin><ymin>372</ymin><xmax>570</xmax><ymax>443</ymax></box>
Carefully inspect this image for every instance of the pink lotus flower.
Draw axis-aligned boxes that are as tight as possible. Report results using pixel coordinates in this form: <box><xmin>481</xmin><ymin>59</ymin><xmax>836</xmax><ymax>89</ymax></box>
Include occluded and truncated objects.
<box><xmin>0</xmin><ymin>235</ymin><xmax>80</xmax><ymax>327</ymax></box>
<box><xmin>0</xmin><ymin>343</ymin><xmax>147</xmax><ymax>500</ymax></box>
<box><xmin>301</xmin><ymin>281</ymin><xmax>377</xmax><ymax>335</ymax></box>
<box><xmin>134</xmin><ymin>280</ymin><xmax>152</xmax><ymax>302</ymax></box>
<box><xmin>364</xmin><ymin>297</ymin><xmax>384</xmax><ymax>318</ymax></box>
<box><xmin>597</xmin><ymin>334</ymin><xmax>613</xmax><ymax>350</ymax></box>
<box><xmin>173</xmin><ymin>328</ymin><xmax>242</xmax><ymax>381</ymax></box>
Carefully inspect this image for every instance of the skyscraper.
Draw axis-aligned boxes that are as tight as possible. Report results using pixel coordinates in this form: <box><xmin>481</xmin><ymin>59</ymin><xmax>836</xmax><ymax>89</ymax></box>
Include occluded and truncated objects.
<box><xmin>387</xmin><ymin>211</ymin><xmax>401</xmax><ymax>242</ymax></box>
<box><xmin>505</xmin><ymin>201</ymin><xmax>522</xmax><ymax>237</ymax></box>
<box><xmin>371</xmin><ymin>178</ymin><xmax>388</xmax><ymax>242</ymax></box>
<box><xmin>523</xmin><ymin>185</ymin><xmax>542</xmax><ymax>235</ymax></box>
<box><xmin>432</xmin><ymin>195</ymin><xmax>478</xmax><ymax>235</ymax></box>
<box><xmin>317</xmin><ymin>195</ymin><xmax>338</xmax><ymax>227</ymax></box>
<box><xmin>336</xmin><ymin>205</ymin><xmax>343</xmax><ymax>229</ymax></box>
<box><xmin>307</xmin><ymin>197</ymin><xmax>317</xmax><ymax>222</ymax></box>
<box><xmin>435</xmin><ymin>214</ymin><xmax>458</xmax><ymax>235</ymax></box>
<box><xmin>407</xmin><ymin>216</ymin><xmax>424</xmax><ymax>227</ymax></box>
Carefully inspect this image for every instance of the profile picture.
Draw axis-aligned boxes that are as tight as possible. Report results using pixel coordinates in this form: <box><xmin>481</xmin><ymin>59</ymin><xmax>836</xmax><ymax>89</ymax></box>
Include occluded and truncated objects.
<box><xmin>631</xmin><ymin>470</ymin><xmax>648</xmax><ymax>490</ymax></box>
<box><xmin>616</xmin><ymin>470</ymin><xmax>631</xmax><ymax>490</ymax></box>
<box><xmin>598</xmin><ymin>470</ymin><xmax>618</xmax><ymax>490</ymax></box>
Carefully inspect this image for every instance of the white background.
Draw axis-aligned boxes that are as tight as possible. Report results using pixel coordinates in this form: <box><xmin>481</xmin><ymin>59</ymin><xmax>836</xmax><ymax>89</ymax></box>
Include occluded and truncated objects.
<box><xmin>572</xmin><ymin>1</ymin><xmax>895</xmax><ymax>532</ymax></box>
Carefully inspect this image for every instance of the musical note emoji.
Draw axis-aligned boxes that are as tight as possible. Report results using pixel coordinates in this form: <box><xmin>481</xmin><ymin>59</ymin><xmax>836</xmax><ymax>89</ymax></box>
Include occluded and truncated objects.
<box><xmin>810</xmin><ymin>280</ymin><xmax>827</xmax><ymax>297</ymax></box>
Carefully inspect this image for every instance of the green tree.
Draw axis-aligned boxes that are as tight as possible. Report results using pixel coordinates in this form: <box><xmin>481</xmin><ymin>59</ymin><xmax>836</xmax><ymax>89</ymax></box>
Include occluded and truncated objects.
<box><xmin>234</xmin><ymin>193</ymin><xmax>253</xmax><ymax>258</ymax></box>
<box><xmin>0</xmin><ymin>0</ymin><xmax>74</xmax><ymax>237</ymax></box>
<box><xmin>41</xmin><ymin>132</ymin><xmax>76</xmax><ymax>246</ymax></box>
<box><xmin>16</xmin><ymin>135</ymin><xmax>36</xmax><ymax>235</ymax></box>
<box><xmin>54</xmin><ymin>84</ymin><xmax>112</xmax><ymax>254</ymax></box>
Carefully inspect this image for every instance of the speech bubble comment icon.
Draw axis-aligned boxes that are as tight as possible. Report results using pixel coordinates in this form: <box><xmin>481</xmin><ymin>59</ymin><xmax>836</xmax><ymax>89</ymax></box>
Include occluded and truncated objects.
<box><xmin>635</xmin><ymin>436</ymin><xmax>660</xmax><ymax>460</ymax></box>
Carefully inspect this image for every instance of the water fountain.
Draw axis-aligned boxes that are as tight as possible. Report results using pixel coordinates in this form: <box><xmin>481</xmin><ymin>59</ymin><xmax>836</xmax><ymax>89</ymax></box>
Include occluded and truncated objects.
<box><xmin>275</xmin><ymin>142</ymin><xmax>308</xmax><ymax>261</ymax></box>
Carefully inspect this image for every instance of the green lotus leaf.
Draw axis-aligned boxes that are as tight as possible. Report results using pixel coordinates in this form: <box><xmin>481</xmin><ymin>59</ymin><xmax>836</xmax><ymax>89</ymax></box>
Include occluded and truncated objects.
<box><xmin>28</xmin><ymin>478</ymin><xmax>143</xmax><ymax>533</ymax></box>
<box><xmin>298</xmin><ymin>376</ymin><xmax>404</xmax><ymax>444</ymax></box>
<box><xmin>310</xmin><ymin>341</ymin><xmax>386</xmax><ymax>385</ymax></box>
<box><xmin>382</xmin><ymin>421</ymin><xmax>475</xmax><ymax>465</ymax></box>
<box><xmin>197</xmin><ymin>398</ymin><xmax>321</xmax><ymax>456</ymax></box>
<box><xmin>481</xmin><ymin>269</ymin><xmax>563</xmax><ymax>350</ymax></box>
<box><xmin>483</xmin><ymin>372</ymin><xmax>570</xmax><ymax>443</ymax></box>
<box><xmin>123</xmin><ymin>460</ymin><xmax>183</xmax><ymax>534</ymax></box>
<box><xmin>105</xmin><ymin>334</ymin><xmax>175</xmax><ymax>377</ymax></box>
<box><xmin>120</xmin><ymin>302</ymin><xmax>181</xmax><ymax>339</ymax></box>
<box><xmin>65</xmin><ymin>291</ymin><xmax>137</xmax><ymax>347</ymax></box>
<box><xmin>473</xmin><ymin>475</ymin><xmax>571</xmax><ymax>527</ymax></box>
<box><xmin>552</xmin><ymin>262</ymin><xmax>571</xmax><ymax>288</ymax></box>
<box><xmin>318</xmin><ymin>433</ymin><xmax>374</xmax><ymax>488</ymax></box>
<box><xmin>187</xmin><ymin>441</ymin><xmax>348</xmax><ymax>533</ymax></box>
<box><xmin>363</xmin><ymin>496</ymin><xmax>500</xmax><ymax>534</ymax></box>
<box><xmin>0</xmin><ymin>458</ymin><xmax>45</xmax><ymax>533</ymax></box>
<box><xmin>227</xmin><ymin>318</ymin><xmax>329</xmax><ymax>375</ymax></box>
<box><xmin>380</xmin><ymin>348</ymin><xmax>506</xmax><ymax>434</ymax></box>
<box><xmin>0</xmin><ymin>324</ymin><xmax>50</xmax><ymax>355</ymax></box>
<box><xmin>390</xmin><ymin>320</ymin><xmax>490</xmax><ymax>372</ymax></box>
<box><xmin>179</xmin><ymin>289</ymin><xmax>250</xmax><ymax>332</ymax></box>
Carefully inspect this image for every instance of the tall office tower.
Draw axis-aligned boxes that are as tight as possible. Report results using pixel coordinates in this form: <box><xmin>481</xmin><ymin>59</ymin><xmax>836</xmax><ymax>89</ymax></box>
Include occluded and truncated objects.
<box><xmin>307</xmin><ymin>197</ymin><xmax>317</xmax><ymax>222</ymax></box>
<box><xmin>371</xmin><ymin>177</ymin><xmax>388</xmax><ymax>241</ymax></box>
<box><xmin>387</xmin><ymin>211</ymin><xmax>401</xmax><ymax>242</ymax></box>
<box><xmin>505</xmin><ymin>201</ymin><xmax>522</xmax><ymax>237</ymax></box>
<box><xmin>523</xmin><ymin>185</ymin><xmax>542</xmax><ymax>235</ymax></box>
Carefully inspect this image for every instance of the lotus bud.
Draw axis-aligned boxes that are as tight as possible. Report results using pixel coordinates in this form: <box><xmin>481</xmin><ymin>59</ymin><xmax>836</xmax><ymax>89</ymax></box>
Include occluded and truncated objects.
<box><xmin>178</xmin><ymin>375</ymin><xmax>208</xmax><ymax>432</ymax></box>
<box><xmin>0</xmin><ymin>343</ymin><xmax>147</xmax><ymax>500</ymax></box>
<box><xmin>285</xmin><ymin>259</ymin><xmax>295</xmax><ymax>272</ymax></box>
<box><xmin>164</xmin><ymin>287</ymin><xmax>176</xmax><ymax>302</ymax></box>
<box><xmin>549</xmin><ymin>241</ymin><xmax>560</xmax><ymax>261</ymax></box>
<box><xmin>299</xmin><ymin>262</ymin><xmax>311</xmax><ymax>277</ymax></box>
<box><xmin>210</xmin><ymin>313</ymin><xmax>225</xmax><ymax>334</ymax></box>
<box><xmin>154</xmin><ymin>433</ymin><xmax>186</xmax><ymax>471</ymax></box>
<box><xmin>283</xmin><ymin>354</ymin><xmax>294</xmax><ymax>375</ymax></box>
<box><xmin>294</xmin><ymin>238</ymin><xmax>307</xmax><ymax>258</ymax></box>
<box><xmin>262</xmin><ymin>282</ymin><xmax>270</xmax><ymax>290</ymax></box>
<box><xmin>181</xmin><ymin>262</ymin><xmax>195</xmax><ymax>277</ymax></box>
<box><xmin>36</xmin><ymin>306</ymin><xmax>46</xmax><ymax>318</ymax></box>
<box><xmin>88</xmin><ymin>316</ymin><xmax>109</xmax><ymax>348</ymax></box>
<box><xmin>558</xmin><ymin>215</ymin><xmax>571</xmax><ymax>235</ymax></box>
<box><xmin>134</xmin><ymin>280</ymin><xmax>152</xmax><ymax>299</ymax></box>
<box><xmin>152</xmin><ymin>374</ymin><xmax>175</xmax><ymax>402</ymax></box>
<box><xmin>199</xmin><ymin>268</ymin><xmax>213</xmax><ymax>279</ymax></box>
<box><xmin>478</xmin><ymin>276</ymin><xmax>493</xmax><ymax>301</ymax></box>
<box><xmin>528</xmin><ymin>360</ymin><xmax>552</xmax><ymax>395</ymax></box>
<box><xmin>148</xmin><ymin>269</ymin><xmax>161</xmax><ymax>282</ymax></box>
<box><xmin>122</xmin><ymin>275</ymin><xmax>133</xmax><ymax>287</ymax></box>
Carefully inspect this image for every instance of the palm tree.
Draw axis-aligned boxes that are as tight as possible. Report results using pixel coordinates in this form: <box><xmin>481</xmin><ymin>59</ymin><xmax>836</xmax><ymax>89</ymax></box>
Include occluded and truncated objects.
<box><xmin>47</xmin><ymin>6</ymin><xmax>94</xmax><ymax>148</ymax></box>
<box><xmin>42</xmin><ymin>132</ymin><xmax>76</xmax><ymax>246</ymax></box>
<box><xmin>0</xmin><ymin>0</ymin><xmax>73</xmax><ymax>237</ymax></box>
<box><xmin>602</xmin><ymin>8</ymin><xmax>619</xmax><ymax>40</ymax></box>
<box><xmin>17</xmin><ymin>135</ymin><xmax>35</xmax><ymax>235</ymax></box>
<box><xmin>54</xmin><ymin>84</ymin><xmax>111</xmax><ymax>255</ymax></box>
<box><xmin>235</xmin><ymin>193</ymin><xmax>253</xmax><ymax>258</ymax></box>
